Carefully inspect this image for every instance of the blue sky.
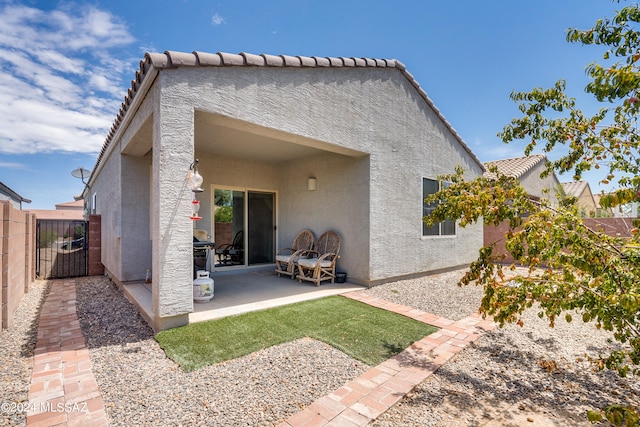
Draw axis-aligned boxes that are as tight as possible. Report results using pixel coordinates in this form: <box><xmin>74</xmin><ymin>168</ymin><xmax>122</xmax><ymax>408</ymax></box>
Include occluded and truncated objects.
<box><xmin>0</xmin><ymin>0</ymin><xmax>622</xmax><ymax>209</ymax></box>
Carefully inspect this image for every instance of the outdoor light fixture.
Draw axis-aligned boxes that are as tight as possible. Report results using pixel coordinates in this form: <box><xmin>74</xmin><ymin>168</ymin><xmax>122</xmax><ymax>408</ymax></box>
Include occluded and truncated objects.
<box><xmin>308</xmin><ymin>177</ymin><xmax>317</xmax><ymax>191</ymax></box>
<box><xmin>187</xmin><ymin>159</ymin><xmax>203</xmax><ymax>220</ymax></box>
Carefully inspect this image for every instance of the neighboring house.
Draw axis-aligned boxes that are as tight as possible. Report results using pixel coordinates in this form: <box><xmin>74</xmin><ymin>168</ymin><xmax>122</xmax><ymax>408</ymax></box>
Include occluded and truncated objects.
<box><xmin>85</xmin><ymin>50</ymin><xmax>486</xmax><ymax>331</ymax></box>
<box><xmin>0</xmin><ymin>182</ymin><xmax>31</xmax><ymax>210</ymax></box>
<box><xmin>483</xmin><ymin>154</ymin><xmax>561</xmax><ymax>265</ymax></box>
<box><xmin>29</xmin><ymin>200</ymin><xmax>85</xmax><ymax>220</ymax></box>
<box><xmin>561</xmin><ymin>181</ymin><xmax>598</xmax><ymax>217</ymax></box>
<box><xmin>483</xmin><ymin>154</ymin><xmax>562</xmax><ymax>205</ymax></box>
<box><xmin>592</xmin><ymin>194</ymin><xmax>614</xmax><ymax>217</ymax></box>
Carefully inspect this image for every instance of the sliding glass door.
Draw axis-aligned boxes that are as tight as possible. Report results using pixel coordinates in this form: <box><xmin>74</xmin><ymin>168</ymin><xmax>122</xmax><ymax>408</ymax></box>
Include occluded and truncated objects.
<box><xmin>248</xmin><ymin>191</ymin><xmax>275</xmax><ymax>265</ymax></box>
<box><xmin>213</xmin><ymin>187</ymin><xmax>275</xmax><ymax>268</ymax></box>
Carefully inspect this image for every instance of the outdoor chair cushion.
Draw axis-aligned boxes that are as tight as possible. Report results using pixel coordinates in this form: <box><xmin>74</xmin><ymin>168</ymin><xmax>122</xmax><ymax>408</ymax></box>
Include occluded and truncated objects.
<box><xmin>276</xmin><ymin>254</ymin><xmax>299</xmax><ymax>263</ymax></box>
<box><xmin>297</xmin><ymin>258</ymin><xmax>332</xmax><ymax>268</ymax></box>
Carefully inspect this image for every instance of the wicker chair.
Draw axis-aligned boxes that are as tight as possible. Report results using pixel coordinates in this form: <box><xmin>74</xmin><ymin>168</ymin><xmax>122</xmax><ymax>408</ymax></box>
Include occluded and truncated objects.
<box><xmin>296</xmin><ymin>230</ymin><xmax>341</xmax><ymax>286</ymax></box>
<box><xmin>275</xmin><ymin>230</ymin><xmax>315</xmax><ymax>279</ymax></box>
<box><xmin>215</xmin><ymin>230</ymin><xmax>243</xmax><ymax>265</ymax></box>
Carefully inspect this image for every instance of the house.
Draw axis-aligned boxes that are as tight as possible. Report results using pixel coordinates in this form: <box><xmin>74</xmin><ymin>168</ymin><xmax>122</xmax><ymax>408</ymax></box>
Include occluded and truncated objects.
<box><xmin>483</xmin><ymin>154</ymin><xmax>562</xmax><ymax>264</ymax></box>
<box><xmin>28</xmin><ymin>200</ymin><xmax>85</xmax><ymax>220</ymax></box>
<box><xmin>483</xmin><ymin>154</ymin><xmax>562</xmax><ymax>205</ymax></box>
<box><xmin>0</xmin><ymin>182</ymin><xmax>31</xmax><ymax>210</ymax></box>
<box><xmin>84</xmin><ymin>50</ymin><xmax>485</xmax><ymax>330</ymax></box>
<box><xmin>561</xmin><ymin>180</ymin><xmax>598</xmax><ymax>217</ymax></box>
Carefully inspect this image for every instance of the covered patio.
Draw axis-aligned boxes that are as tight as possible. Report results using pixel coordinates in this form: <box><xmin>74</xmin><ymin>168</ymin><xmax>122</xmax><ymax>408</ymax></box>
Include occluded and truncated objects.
<box><xmin>121</xmin><ymin>268</ymin><xmax>365</xmax><ymax>327</ymax></box>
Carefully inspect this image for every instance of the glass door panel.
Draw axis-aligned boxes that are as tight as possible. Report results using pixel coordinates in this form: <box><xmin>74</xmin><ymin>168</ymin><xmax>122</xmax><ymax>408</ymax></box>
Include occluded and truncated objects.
<box><xmin>247</xmin><ymin>191</ymin><xmax>275</xmax><ymax>265</ymax></box>
<box><xmin>213</xmin><ymin>188</ymin><xmax>245</xmax><ymax>268</ymax></box>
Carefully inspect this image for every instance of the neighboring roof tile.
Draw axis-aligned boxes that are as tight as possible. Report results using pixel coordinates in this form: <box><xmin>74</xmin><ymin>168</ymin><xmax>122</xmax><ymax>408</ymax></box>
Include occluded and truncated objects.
<box><xmin>561</xmin><ymin>180</ymin><xmax>589</xmax><ymax>198</ymax></box>
<box><xmin>93</xmin><ymin>50</ymin><xmax>483</xmax><ymax>176</ymax></box>
<box><xmin>483</xmin><ymin>154</ymin><xmax>547</xmax><ymax>180</ymax></box>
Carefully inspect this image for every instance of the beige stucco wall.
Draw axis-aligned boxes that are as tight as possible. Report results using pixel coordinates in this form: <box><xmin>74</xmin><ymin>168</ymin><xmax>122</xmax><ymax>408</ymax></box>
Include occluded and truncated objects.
<box><xmin>519</xmin><ymin>162</ymin><xmax>561</xmax><ymax>205</ymax></box>
<box><xmin>170</xmin><ymin>66</ymin><xmax>483</xmax><ymax>284</ymax></box>
<box><xmin>577</xmin><ymin>186</ymin><xmax>597</xmax><ymax>215</ymax></box>
<box><xmin>89</xmin><ymin>138</ymin><xmax>122</xmax><ymax>279</ymax></box>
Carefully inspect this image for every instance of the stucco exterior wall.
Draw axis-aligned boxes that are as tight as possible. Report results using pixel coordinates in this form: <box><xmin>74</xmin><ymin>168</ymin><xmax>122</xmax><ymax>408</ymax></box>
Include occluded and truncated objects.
<box><xmin>577</xmin><ymin>186</ymin><xmax>597</xmax><ymax>215</ymax></box>
<box><xmin>89</xmin><ymin>139</ymin><xmax>122</xmax><ymax>279</ymax></box>
<box><xmin>519</xmin><ymin>162</ymin><xmax>561</xmax><ymax>205</ymax></box>
<box><xmin>120</xmin><ymin>153</ymin><xmax>151</xmax><ymax>280</ymax></box>
<box><xmin>278</xmin><ymin>153</ymin><xmax>370</xmax><ymax>283</ymax></box>
<box><xmin>159</xmin><ymin>66</ymin><xmax>483</xmax><ymax>284</ymax></box>
<box><xmin>366</xmin><ymin>81</ymin><xmax>484</xmax><ymax>281</ymax></box>
<box><xmin>90</xmin><ymin>83</ymin><xmax>157</xmax><ymax>284</ymax></box>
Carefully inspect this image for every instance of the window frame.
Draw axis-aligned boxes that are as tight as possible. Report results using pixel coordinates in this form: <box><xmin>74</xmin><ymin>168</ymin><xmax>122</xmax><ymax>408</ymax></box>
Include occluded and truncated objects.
<box><xmin>422</xmin><ymin>177</ymin><xmax>456</xmax><ymax>238</ymax></box>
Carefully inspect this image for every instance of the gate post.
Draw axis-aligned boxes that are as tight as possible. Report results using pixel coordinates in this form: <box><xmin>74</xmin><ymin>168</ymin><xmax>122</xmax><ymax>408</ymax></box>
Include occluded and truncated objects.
<box><xmin>88</xmin><ymin>214</ymin><xmax>104</xmax><ymax>276</ymax></box>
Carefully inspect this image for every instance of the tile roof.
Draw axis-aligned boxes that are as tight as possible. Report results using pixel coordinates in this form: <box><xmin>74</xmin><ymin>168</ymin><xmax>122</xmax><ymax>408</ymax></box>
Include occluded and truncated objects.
<box><xmin>560</xmin><ymin>180</ymin><xmax>589</xmax><ymax>198</ymax></box>
<box><xmin>93</xmin><ymin>50</ymin><xmax>483</xmax><ymax>177</ymax></box>
<box><xmin>483</xmin><ymin>154</ymin><xmax>547</xmax><ymax>180</ymax></box>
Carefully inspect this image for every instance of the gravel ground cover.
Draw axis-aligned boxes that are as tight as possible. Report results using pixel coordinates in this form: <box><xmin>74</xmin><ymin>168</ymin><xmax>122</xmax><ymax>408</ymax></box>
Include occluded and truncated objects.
<box><xmin>0</xmin><ymin>280</ymin><xmax>48</xmax><ymax>427</ymax></box>
<box><xmin>367</xmin><ymin>269</ymin><xmax>640</xmax><ymax>426</ymax></box>
<box><xmin>75</xmin><ymin>276</ymin><xmax>369</xmax><ymax>426</ymax></box>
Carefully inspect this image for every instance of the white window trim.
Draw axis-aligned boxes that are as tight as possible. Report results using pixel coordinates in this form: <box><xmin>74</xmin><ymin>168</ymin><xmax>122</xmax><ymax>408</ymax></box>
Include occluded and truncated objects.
<box><xmin>421</xmin><ymin>177</ymin><xmax>457</xmax><ymax>239</ymax></box>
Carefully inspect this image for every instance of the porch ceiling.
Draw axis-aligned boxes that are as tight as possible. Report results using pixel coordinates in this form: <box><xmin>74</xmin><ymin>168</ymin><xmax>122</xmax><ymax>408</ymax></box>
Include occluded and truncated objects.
<box><xmin>194</xmin><ymin>111</ymin><xmax>366</xmax><ymax>163</ymax></box>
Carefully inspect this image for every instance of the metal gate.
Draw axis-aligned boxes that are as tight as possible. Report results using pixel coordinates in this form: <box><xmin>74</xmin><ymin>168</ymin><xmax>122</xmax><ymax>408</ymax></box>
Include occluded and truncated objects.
<box><xmin>36</xmin><ymin>219</ymin><xmax>88</xmax><ymax>279</ymax></box>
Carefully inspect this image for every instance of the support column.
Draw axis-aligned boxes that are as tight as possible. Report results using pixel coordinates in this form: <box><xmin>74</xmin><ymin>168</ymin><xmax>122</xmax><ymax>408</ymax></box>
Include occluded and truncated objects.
<box><xmin>150</xmin><ymin>84</ymin><xmax>194</xmax><ymax>330</ymax></box>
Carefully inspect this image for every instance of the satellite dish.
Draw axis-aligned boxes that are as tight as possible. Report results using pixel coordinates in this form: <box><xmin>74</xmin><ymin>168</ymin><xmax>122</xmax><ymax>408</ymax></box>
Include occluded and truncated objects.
<box><xmin>71</xmin><ymin>167</ymin><xmax>92</xmax><ymax>184</ymax></box>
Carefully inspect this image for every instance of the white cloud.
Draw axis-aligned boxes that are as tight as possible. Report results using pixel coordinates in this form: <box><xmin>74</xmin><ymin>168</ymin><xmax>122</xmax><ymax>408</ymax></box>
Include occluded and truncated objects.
<box><xmin>0</xmin><ymin>3</ymin><xmax>136</xmax><ymax>155</ymax></box>
<box><xmin>211</xmin><ymin>13</ymin><xmax>226</xmax><ymax>25</ymax></box>
<box><xmin>0</xmin><ymin>161</ymin><xmax>28</xmax><ymax>170</ymax></box>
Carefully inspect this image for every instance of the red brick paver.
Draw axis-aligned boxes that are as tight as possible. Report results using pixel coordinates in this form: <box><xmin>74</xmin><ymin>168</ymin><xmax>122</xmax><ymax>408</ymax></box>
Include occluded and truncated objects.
<box><xmin>27</xmin><ymin>279</ymin><xmax>108</xmax><ymax>427</ymax></box>
<box><xmin>278</xmin><ymin>291</ymin><xmax>496</xmax><ymax>427</ymax></box>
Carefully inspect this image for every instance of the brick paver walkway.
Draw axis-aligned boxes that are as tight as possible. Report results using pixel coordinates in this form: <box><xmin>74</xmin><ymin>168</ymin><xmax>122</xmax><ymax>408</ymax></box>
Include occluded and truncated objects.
<box><xmin>278</xmin><ymin>291</ymin><xmax>496</xmax><ymax>427</ymax></box>
<box><xmin>26</xmin><ymin>279</ymin><xmax>494</xmax><ymax>427</ymax></box>
<box><xmin>26</xmin><ymin>279</ymin><xmax>108</xmax><ymax>427</ymax></box>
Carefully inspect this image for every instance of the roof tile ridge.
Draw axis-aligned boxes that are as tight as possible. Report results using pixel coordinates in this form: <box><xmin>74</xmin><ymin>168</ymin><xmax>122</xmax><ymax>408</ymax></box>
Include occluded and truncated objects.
<box><xmin>297</xmin><ymin>55</ymin><xmax>316</xmax><ymax>67</ymax></box>
<box><xmin>165</xmin><ymin>50</ymin><xmax>198</xmax><ymax>66</ymax></box>
<box><xmin>261</xmin><ymin>53</ymin><xmax>284</xmax><ymax>66</ymax></box>
<box><xmin>193</xmin><ymin>51</ymin><xmax>223</xmax><ymax>66</ymax></box>
<box><xmin>240</xmin><ymin>52</ymin><xmax>265</xmax><ymax>66</ymax></box>
<box><xmin>327</xmin><ymin>56</ymin><xmax>343</xmax><ymax>67</ymax></box>
<box><xmin>312</xmin><ymin>56</ymin><xmax>330</xmax><ymax>67</ymax></box>
<box><xmin>217</xmin><ymin>51</ymin><xmax>244</xmax><ymax>65</ymax></box>
<box><xmin>352</xmin><ymin>57</ymin><xmax>367</xmax><ymax>67</ymax></box>
<box><xmin>280</xmin><ymin>54</ymin><xmax>302</xmax><ymax>66</ymax></box>
<box><xmin>340</xmin><ymin>57</ymin><xmax>356</xmax><ymax>67</ymax></box>
<box><xmin>145</xmin><ymin>52</ymin><xmax>171</xmax><ymax>68</ymax></box>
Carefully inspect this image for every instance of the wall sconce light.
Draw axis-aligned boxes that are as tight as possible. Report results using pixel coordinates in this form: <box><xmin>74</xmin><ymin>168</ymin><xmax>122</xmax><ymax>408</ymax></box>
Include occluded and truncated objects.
<box><xmin>187</xmin><ymin>159</ymin><xmax>203</xmax><ymax>220</ymax></box>
<box><xmin>308</xmin><ymin>177</ymin><xmax>317</xmax><ymax>191</ymax></box>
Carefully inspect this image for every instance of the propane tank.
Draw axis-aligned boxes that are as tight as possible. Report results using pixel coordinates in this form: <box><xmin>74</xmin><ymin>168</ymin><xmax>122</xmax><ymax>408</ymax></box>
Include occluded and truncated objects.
<box><xmin>193</xmin><ymin>270</ymin><xmax>214</xmax><ymax>303</ymax></box>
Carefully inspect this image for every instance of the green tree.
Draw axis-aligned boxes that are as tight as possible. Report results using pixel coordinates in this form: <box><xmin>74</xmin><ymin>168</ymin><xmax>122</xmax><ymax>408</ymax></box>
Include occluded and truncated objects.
<box><xmin>425</xmin><ymin>3</ymin><xmax>640</xmax><ymax>425</ymax></box>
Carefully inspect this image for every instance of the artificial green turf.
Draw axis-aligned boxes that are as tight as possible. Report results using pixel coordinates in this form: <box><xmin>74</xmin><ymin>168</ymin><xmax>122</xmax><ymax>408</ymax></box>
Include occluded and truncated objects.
<box><xmin>155</xmin><ymin>295</ymin><xmax>437</xmax><ymax>372</ymax></box>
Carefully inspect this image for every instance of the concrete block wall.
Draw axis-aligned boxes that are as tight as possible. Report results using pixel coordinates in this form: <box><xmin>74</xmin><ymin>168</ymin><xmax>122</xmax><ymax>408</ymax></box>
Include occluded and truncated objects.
<box><xmin>484</xmin><ymin>217</ymin><xmax>636</xmax><ymax>266</ymax></box>
<box><xmin>0</xmin><ymin>200</ymin><xmax>35</xmax><ymax>329</ymax></box>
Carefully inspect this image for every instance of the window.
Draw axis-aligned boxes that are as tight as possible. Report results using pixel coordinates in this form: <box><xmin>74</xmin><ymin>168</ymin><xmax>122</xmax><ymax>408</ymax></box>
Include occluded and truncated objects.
<box><xmin>423</xmin><ymin>178</ymin><xmax>455</xmax><ymax>236</ymax></box>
